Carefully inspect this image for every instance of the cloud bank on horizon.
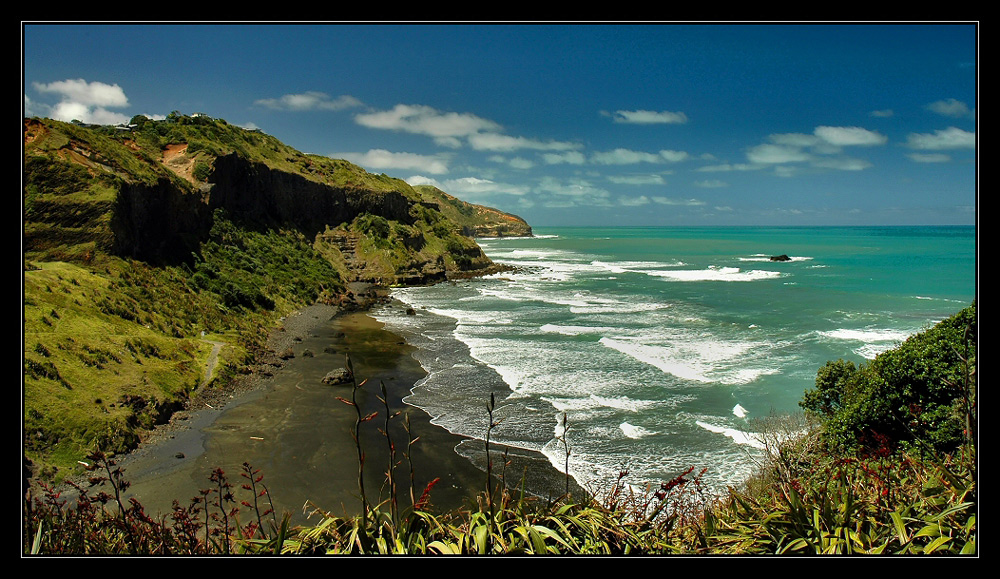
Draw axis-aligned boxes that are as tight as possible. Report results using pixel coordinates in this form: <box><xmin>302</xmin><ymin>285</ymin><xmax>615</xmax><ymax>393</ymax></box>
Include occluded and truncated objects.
<box><xmin>22</xmin><ymin>23</ymin><xmax>977</xmax><ymax>227</ymax></box>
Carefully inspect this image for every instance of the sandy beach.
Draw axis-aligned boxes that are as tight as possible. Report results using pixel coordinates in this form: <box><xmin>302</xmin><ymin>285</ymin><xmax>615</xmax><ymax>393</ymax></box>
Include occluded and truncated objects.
<box><xmin>112</xmin><ymin>300</ymin><xmax>579</xmax><ymax>527</ymax></box>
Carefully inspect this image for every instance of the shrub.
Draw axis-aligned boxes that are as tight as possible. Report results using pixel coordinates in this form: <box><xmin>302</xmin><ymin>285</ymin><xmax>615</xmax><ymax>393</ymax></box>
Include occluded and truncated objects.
<box><xmin>801</xmin><ymin>303</ymin><xmax>976</xmax><ymax>455</ymax></box>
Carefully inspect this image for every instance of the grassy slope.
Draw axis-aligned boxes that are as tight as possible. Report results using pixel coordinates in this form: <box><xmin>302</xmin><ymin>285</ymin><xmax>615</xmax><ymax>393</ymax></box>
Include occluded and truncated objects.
<box><xmin>413</xmin><ymin>184</ymin><xmax>532</xmax><ymax>236</ymax></box>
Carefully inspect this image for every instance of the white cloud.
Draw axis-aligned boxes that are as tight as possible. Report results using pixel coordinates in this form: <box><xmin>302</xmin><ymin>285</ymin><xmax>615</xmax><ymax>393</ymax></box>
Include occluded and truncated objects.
<box><xmin>746</xmin><ymin>143</ymin><xmax>812</xmax><ymax>164</ymax></box>
<box><xmin>811</xmin><ymin>157</ymin><xmax>872</xmax><ymax>171</ymax></box>
<box><xmin>354</xmin><ymin>103</ymin><xmax>582</xmax><ymax>154</ymax></box>
<box><xmin>405</xmin><ymin>175</ymin><xmax>441</xmax><ymax>187</ymax></box>
<box><xmin>592</xmin><ymin>148</ymin><xmax>661</xmax><ymax>165</ymax></box>
<box><xmin>332</xmin><ymin>149</ymin><xmax>450</xmax><ymax>174</ymax></box>
<box><xmin>355</xmin><ymin>104</ymin><xmax>501</xmax><ymax>140</ymax></box>
<box><xmin>468</xmin><ymin>132</ymin><xmax>580</xmax><ymax>152</ymax></box>
<box><xmin>606</xmin><ymin>109</ymin><xmax>689</xmax><ymax>124</ymax></box>
<box><xmin>907</xmin><ymin>152</ymin><xmax>951</xmax><ymax>163</ymax></box>
<box><xmin>31</xmin><ymin>78</ymin><xmax>131</xmax><ymax>124</ymax></box>
<box><xmin>255</xmin><ymin>92</ymin><xmax>363</xmax><ymax>111</ymax></box>
<box><xmin>536</xmin><ymin>176</ymin><xmax>613</xmax><ymax>207</ymax></box>
<box><xmin>490</xmin><ymin>156</ymin><xmax>535</xmax><ymax>170</ymax></box>
<box><xmin>694</xmin><ymin>179</ymin><xmax>728</xmax><ymax>188</ymax></box>
<box><xmin>905</xmin><ymin>126</ymin><xmax>975</xmax><ymax>150</ymax></box>
<box><xmin>659</xmin><ymin>149</ymin><xmax>690</xmax><ymax>162</ymax></box>
<box><xmin>618</xmin><ymin>195</ymin><xmax>651</xmax><ymax>206</ymax></box>
<box><xmin>696</xmin><ymin>162</ymin><xmax>758</xmax><ymax>172</ymax></box>
<box><xmin>607</xmin><ymin>174</ymin><xmax>667</xmax><ymax>185</ymax></box>
<box><xmin>926</xmin><ymin>98</ymin><xmax>974</xmax><ymax>119</ymax></box>
<box><xmin>766</xmin><ymin>133</ymin><xmax>821</xmax><ymax>148</ymax></box>
<box><xmin>744</xmin><ymin>125</ymin><xmax>886</xmax><ymax>173</ymax></box>
<box><xmin>542</xmin><ymin>151</ymin><xmax>587</xmax><ymax>165</ymax></box>
<box><xmin>651</xmin><ymin>196</ymin><xmax>706</xmax><ymax>206</ymax></box>
<box><xmin>591</xmin><ymin>148</ymin><xmax>690</xmax><ymax>165</ymax></box>
<box><xmin>813</xmin><ymin>126</ymin><xmax>888</xmax><ymax>147</ymax></box>
<box><xmin>34</xmin><ymin>79</ymin><xmax>129</xmax><ymax>107</ymax></box>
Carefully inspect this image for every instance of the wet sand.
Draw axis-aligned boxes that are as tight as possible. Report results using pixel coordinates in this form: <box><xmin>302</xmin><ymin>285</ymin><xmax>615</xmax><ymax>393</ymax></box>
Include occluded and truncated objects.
<box><xmin>117</xmin><ymin>303</ymin><xmax>579</xmax><ymax>527</ymax></box>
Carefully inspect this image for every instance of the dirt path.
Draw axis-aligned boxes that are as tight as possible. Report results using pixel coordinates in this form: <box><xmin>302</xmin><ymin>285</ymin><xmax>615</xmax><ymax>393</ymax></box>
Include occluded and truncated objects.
<box><xmin>200</xmin><ymin>340</ymin><xmax>226</xmax><ymax>387</ymax></box>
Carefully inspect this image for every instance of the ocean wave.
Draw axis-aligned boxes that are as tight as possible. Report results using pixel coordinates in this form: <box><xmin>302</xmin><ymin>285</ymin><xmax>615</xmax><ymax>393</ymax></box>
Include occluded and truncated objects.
<box><xmin>539</xmin><ymin>323</ymin><xmax>615</xmax><ymax>336</ymax></box>
<box><xmin>620</xmin><ymin>422</ymin><xmax>657</xmax><ymax>439</ymax></box>
<box><xmin>644</xmin><ymin>265</ymin><xmax>784</xmax><ymax>282</ymax></box>
<box><xmin>819</xmin><ymin>328</ymin><xmax>912</xmax><ymax>342</ymax></box>
<box><xmin>591</xmin><ymin>259</ymin><xmax>687</xmax><ymax>274</ymax></box>
<box><xmin>816</xmin><ymin>327</ymin><xmax>916</xmax><ymax>359</ymax></box>
<box><xmin>477</xmin><ymin>284</ymin><xmax>668</xmax><ymax>316</ymax></box>
<box><xmin>696</xmin><ymin>420</ymin><xmax>766</xmax><ymax>449</ymax></box>
<box><xmin>599</xmin><ymin>336</ymin><xmax>777</xmax><ymax>385</ymax></box>
<box><xmin>914</xmin><ymin>295</ymin><xmax>966</xmax><ymax>303</ymax></box>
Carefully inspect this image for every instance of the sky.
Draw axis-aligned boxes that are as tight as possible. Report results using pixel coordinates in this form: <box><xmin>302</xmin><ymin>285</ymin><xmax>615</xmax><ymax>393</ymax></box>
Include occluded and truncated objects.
<box><xmin>22</xmin><ymin>23</ymin><xmax>978</xmax><ymax>227</ymax></box>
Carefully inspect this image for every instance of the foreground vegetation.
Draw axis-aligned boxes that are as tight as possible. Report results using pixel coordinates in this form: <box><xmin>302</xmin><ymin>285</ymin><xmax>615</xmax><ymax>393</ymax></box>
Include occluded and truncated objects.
<box><xmin>24</xmin><ymin>305</ymin><xmax>976</xmax><ymax>555</ymax></box>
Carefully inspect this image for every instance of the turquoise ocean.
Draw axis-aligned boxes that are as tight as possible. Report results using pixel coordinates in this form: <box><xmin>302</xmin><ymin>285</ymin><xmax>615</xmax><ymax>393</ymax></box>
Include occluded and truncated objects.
<box><xmin>372</xmin><ymin>226</ymin><xmax>977</xmax><ymax>496</ymax></box>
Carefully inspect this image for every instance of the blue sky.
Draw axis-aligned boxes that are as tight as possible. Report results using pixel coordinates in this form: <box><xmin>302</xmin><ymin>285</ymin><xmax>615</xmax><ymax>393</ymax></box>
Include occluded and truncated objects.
<box><xmin>23</xmin><ymin>23</ymin><xmax>977</xmax><ymax>227</ymax></box>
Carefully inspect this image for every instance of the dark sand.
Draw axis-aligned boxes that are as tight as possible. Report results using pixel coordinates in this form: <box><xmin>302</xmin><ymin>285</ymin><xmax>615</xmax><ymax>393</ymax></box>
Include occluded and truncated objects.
<box><xmin>115</xmin><ymin>303</ymin><xmax>579</xmax><ymax>526</ymax></box>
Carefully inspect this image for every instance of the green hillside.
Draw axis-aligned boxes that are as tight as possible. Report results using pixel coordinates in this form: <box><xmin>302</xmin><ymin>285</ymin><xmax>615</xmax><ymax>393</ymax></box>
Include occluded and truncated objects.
<box><xmin>22</xmin><ymin>113</ymin><xmax>527</xmax><ymax>482</ymax></box>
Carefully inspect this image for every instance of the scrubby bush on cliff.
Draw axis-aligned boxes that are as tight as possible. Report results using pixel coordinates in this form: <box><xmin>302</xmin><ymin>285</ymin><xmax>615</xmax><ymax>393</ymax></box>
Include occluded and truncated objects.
<box><xmin>801</xmin><ymin>303</ymin><xmax>976</xmax><ymax>455</ymax></box>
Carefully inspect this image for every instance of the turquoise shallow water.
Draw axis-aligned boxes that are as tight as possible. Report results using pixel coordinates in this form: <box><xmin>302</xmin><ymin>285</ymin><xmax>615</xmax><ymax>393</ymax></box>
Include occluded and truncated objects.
<box><xmin>373</xmin><ymin>226</ymin><xmax>976</xmax><ymax>495</ymax></box>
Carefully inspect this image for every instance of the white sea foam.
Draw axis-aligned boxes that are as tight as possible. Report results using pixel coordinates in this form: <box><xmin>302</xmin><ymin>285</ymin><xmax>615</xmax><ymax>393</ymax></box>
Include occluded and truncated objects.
<box><xmin>644</xmin><ymin>265</ymin><xmax>783</xmax><ymax>282</ymax></box>
<box><xmin>620</xmin><ymin>422</ymin><xmax>657</xmax><ymax>439</ymax></box>
<box><xmin>819</xmin><ymin>328</ymin><xmax>912</xmax><ymax>342</ymax></box>
<box><xmin>696</xmin><ymin>420</ymin><xmax>766</xmax><ymax>449</ymax></box>
<box><xmin>591</xmin><ymin>259</ymin><xmax>686</xmax><ymax>275</ymax></box>
<box><xmin>598</xmin><ymin>335</ymin><xmax>775</xmax><ymax>385</ymax></box>
<box><xmin>539</xmin><ymin>323</ymin><xmax>613</xmax><ymax>336</ymax></box>
<box><xmin>816</xmin><ymin>327</ymin><xmax>916</xmax><ymax>359</ymax></box>
<box><xmin>541</xmin><ymin>394</ymin><xmax>656</xmax><ymax>414</ymax></box>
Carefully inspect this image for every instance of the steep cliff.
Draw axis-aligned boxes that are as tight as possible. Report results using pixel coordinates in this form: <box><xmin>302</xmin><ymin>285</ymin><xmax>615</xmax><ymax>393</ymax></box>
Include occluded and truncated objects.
<box><xmin>23</xmin><ymin>115</ymin><xmax>523</xmax><ymax>283</ymax></box>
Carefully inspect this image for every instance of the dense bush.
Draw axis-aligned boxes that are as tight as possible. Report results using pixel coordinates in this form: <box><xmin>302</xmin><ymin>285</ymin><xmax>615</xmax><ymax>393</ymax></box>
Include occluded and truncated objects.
<box><xmin>190</xmin><ymin>210</ymin><xmax>343</xmax><ymax>312</ymax></box>
<box><xmin>801</xmin><ymin>303</ymin><xmax>976</xmax><ymax>454</ymax></box>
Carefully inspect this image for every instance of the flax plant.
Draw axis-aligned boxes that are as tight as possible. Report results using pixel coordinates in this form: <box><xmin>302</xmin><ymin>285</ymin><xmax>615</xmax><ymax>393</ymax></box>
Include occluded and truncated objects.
<box><xmin>377</xmin><ymin>379</ymin><xmax>402</xmax><ymax>530</ymax></box>
<box><xmin>334</xmin><ymin>354</ymin><xmax>377</xmax><ymax>527</ymax></box>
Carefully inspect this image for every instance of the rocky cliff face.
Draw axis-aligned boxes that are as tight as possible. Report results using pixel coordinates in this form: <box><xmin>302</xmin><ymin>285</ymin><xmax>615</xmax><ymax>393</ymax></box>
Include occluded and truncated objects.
<box><xmin>111</xmin><ymin>177</ymin><xmax>213</xmax><ymax>264</ymax></box>
<box><xmin>207</xmin><ymin>153</ymin><xmax>416</xmax><ymax>236</ymax></box>
<box><xmin>24</xmin><ymin>116</ymin><xmax>529</xmax><ymax>286</ymax></box>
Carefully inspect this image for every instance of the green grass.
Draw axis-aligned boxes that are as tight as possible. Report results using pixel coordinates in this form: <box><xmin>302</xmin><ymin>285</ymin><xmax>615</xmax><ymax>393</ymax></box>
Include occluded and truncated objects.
<box><xmin>23</xmin><ymin>261</ymin><xmax>207</xmax><ymax>478</ymax></box>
